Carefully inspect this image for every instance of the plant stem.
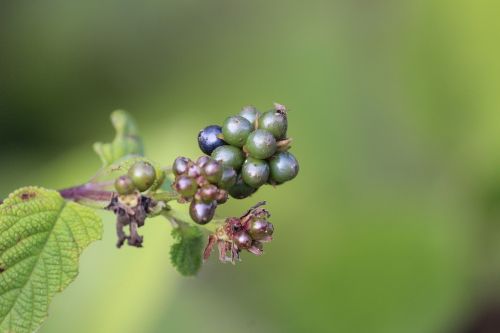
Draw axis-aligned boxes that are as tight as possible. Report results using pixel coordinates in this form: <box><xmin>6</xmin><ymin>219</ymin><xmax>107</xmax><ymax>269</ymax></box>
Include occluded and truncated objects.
<box><xmin>58</xmin><ymin>183</ymin><xmax>114</xmax><ymax>204</ymax></box>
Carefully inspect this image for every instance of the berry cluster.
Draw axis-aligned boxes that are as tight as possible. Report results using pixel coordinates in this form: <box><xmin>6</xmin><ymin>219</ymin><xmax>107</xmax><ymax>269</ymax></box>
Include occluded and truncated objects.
<box><xmin>203</xmin><ymin>201</ymin><xmax>274</xmax><ymax>263</ymax></box>
<box><xmin>114</xmin><ymin>161</ymin><xmax>157</xmax><ymax>195</ymax></box>
<box><xmin>172</xmin><ymin>156</ymin><xmax>229</xmax><ymax>224</ymax></box>
<box><xmin>198</xmin><ymin>103</ymin><xmax>299</xmax><ymax>200</ymax></box>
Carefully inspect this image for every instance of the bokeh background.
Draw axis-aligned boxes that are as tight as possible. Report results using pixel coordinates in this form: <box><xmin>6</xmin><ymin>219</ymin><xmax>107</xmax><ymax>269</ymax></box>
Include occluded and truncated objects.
<box><xmin>1</xmin><ymin>1</ymin><xmax>500</xmax><ymax>332</ymax></box>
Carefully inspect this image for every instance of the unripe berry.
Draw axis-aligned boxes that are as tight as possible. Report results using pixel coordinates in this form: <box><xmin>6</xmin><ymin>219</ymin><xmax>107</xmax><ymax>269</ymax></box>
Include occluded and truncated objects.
<box><xmin>258</xmin><ymin>109</ymin><xmax>288</xmax><ymax>140</ymax></box>
<box><xmin>233</xmin><ymin>231</ymin><xmax>252</xmax><ymax>249</ymax></box>
<box><xmin>245</xmin><ymin>129</ymin><xmax>277</xmax><ymax>160</ymax></box>
<box><xmin>216</xmin><ymin>189</ymin><xmax>229</xmax><ymax>204</ymax></box>
<box><xmin>187</xmin><ymin>164</ymin><xmax>202</xmax><ymax>178</ymax></box>
<box><xmin>128</xmin><ymin>161</ymin><xmax>156</xmax><ymax>192</ymax></box>
<box><xmin>198</xmin><ymin>125</ymin><xmax>226</xmax><ymax>155</ymax></box>
<box><xmin>189</xmin><ymin>200</ymin><xmax>216</xmax><ymax>225</ymax></box>
<box><xmin>228</xmin><ymin>175</ymin><xmax>257</xmax><ymax>199</ymax></box>
<box><xmin>248</xmin><ymin>219</ymin><xmax>274</xmax><ymax>240</ymax></box>
<box><xmin>218</xmin><ymin>167</ymin><xmax>238</xmax><ymax>190</ymax></box>
<box><xmin>203</xmin><ymin>160</ymin><xmax>223</xmax><ymax>184</ymax></box>
<box><xmin>222</xmin><ymin>116</ymin><xmax>253</xmax><ymax>147</ymax></box>
<box><xmin>114</xmin><ymin>175</ymin><xmax>136</xmax><ymax>195</ymax></box>
<box><xmin>239</xmin><ymin>106</ymin><xmax>261</xmax><ymax>127</ymax></box>
<box><xmin>199</xmin><ymin>184</ymin><xmax>219</xmax><ymax>203</ymax></box>
<box><xmin>173</xmin><ymin>157</ymin><xmax>190</xmax><ymax>176</ymax></box>
<box><xmin>241</xmin><ymin>157</ymin><xmax>270</xmax><ymax>188</ymax></box>
<box><xmin>269</xmin><ymin>151</ymin><xmax>299</xmax><ymax>184</ymax></box>
<box><xmin>174</xmin><ymin>175</ymin><xmax>198</xmax><ymax>198</ymax></box>
<box><xmin>211</xmin><ymin>145</ymin><xmax>245</xmax><ymax>170</ymax></box>
<box><xmin>196</xmin><ymin>155</ymin><xmax>211</xmax><ymax>168</ymax></box>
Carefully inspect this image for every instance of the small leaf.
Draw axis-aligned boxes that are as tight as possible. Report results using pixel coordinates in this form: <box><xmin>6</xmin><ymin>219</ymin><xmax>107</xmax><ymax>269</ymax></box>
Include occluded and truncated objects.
<box><xmin>0</xmin><ymin>187</ymin><xmax>102</xmax><ymax>333</ymax></box>
<box><xmin>170</xmin><ymin>225</ymin><xmax>204</xmax><ymax>276</ymax></box>
<box><xmin>93</xmin><ymin>110</ymin><xmax>144</xmax><ymax>166</ymax></box>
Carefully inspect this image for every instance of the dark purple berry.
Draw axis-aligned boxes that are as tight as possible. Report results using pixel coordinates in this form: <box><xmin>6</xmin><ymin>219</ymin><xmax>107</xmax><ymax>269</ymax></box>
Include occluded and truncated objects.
<box><xmin>198</xmin><ymin>125</ymin><xmax>226</xmax><ymax>155</ymax></box>
<box><xmin>189</xmin><ymin>200</ymin><xmax>216</xmax><ymax>225</ymax></box>
<box><xmin>233</xmin><ymin>231</ymin><xmax>253</xmax><ymax>249</ymax></box>
<box><xmin>196</xmin><ymin>155</ymin><xmax>211</xmax><ymax>168</ymax></box>
<box><xmin>187</xmin><ymin>164</ymin><xmax>202</xmax><ymax>178</ymax></box>
<box><xmin>216</xmin><ymin>190</ymin><xmax>228</xmax><ymax>204</ymax></box>
<box><xmin>248</xmin><ymin>219</ymin><xmax>274</xmax><ymax>241</ymax></box>
<box><xmin>199</xmin><ymin>184</ymin><xmax>219</xmax><ymax>203</ymax></box>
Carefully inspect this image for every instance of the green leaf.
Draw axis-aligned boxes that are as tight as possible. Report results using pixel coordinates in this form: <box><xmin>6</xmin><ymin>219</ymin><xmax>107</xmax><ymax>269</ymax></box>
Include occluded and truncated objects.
<box><xmin>170</xmin><ymin>225</ymin><xmax>204</xmax><ymax>276</ymax></box>
<box><xmin>93</xmin><ymin>110</ymin><xmax>144</xmax><ymax>166</ymax></box>
<box><xmin>0</xmin><ymin>187</ymin><xmax>102</xmax><ymax>333</ymax></box>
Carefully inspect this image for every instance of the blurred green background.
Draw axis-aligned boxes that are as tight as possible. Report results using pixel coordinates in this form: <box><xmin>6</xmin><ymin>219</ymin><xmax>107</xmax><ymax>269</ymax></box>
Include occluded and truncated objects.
<box><xmin>1</xmin><ymin>0</ymin><xmax>500</xmax><ymax>332</ymax></box>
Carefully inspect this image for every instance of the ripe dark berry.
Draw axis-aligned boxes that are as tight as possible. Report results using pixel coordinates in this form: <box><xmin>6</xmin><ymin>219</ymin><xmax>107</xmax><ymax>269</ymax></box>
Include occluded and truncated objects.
<box><xmin>198</xmin><ymin>125</ymin><xmax>225</xmax><ymax>155</ymax></box>
<box><xmin>245</xmin><ymin>129</ymin><xmax>277</xmax><ymax>160</ymax></box>
<box><xmin>203</xmin><ymin>160</ymin><xmax>223</xmax><ymax>184</ymax></box>
<box><xmin>114</xmin><ymin>175</ymin><xmax>136</xmax><ymax>195</ymax></box>
<box><xmin>258</xmin><ymin>109</ymin><xmax>288</xmax><ymax>140</ymax></box>
<box><xmin>218</xmin><ymin>167</ymin><xmax>238</xmax><ymax>190</ymax></box>
<box><xmin>128</xmin><ymin>161</ymin><xmax>156</xmax><ymax>192</ymax></box>
<box><xmin>173</xmin><ymin>157</ymin><xmax>190</xmax><ymax>176</ymax></box>
<box><xmin>189</xmin><ymin>200</ymin><xmax>216</xmax><ymax>224</ymax></box>
<box><xmin>241</xmin><ymin>157</ymin><xmax>270</xmax><ymax>188</ymax></box>
<box><xmin>199</xmin><ymin>184</ymin><xmax>219</xmax><ymax>203</ymax></box>
<box><xmin>248</xmin><ymin>219</ymin><xmax>274</xmax><ymax>241</ymax></box>
<box><xmin>239</xmin><ymin>106</ymin><xmax>261</xmax><ymax>127</ymax></box>
<box><xmin>233</xmin><ymin>231</ymin><xmax>252</xmax><ymax>249</ymax></box>
<box><xmin>222</xmin><ymin>116</ymin><xmax>253</xmax><ymax>147</ymax></box>
<box><xmin>269</xmin><ymin>151</ymin><xmax>299</xmax><ymax>184</ymax></box>
<box><xmin>228</xmin><ymin>175</ymin><xmax>257</xmax><ymax>199</ymax></box>
<box><xmin>174</xmin><ymin>175</ymin><xmax>198</xmax><ymax>197</ymax></box>
<box><xmin>211</xmin><ymin>145</ymin><xmax>245</xmax><ymax>170</ymax></box>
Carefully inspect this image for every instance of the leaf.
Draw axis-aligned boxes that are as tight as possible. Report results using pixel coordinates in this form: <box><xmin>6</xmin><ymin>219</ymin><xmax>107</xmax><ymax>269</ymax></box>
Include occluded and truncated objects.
<box><xmin>93</xmin><ymin>110</ymin><xmax>144</xmax><ymax>167</ymax></box>
<box><xmin>0</xmin><ymin>187</ymin><xmax>102</xmax><ymax>333</ymax></box>
<box><xmin>170</xmin><ymin>225</ymin><xmax>204</xmax><ymax>276</ymax></box>
<box><xmin>94</xmin><ymin>155</ymin><xmax>166</xmax><ymax>192</ymax></box>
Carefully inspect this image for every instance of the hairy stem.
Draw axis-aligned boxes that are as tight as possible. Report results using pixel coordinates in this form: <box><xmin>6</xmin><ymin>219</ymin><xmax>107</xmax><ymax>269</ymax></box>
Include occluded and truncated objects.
<box><xmin>59</xmin><ymin>183</ymin><xmax>114</xmax><ymax>204</ymax></box>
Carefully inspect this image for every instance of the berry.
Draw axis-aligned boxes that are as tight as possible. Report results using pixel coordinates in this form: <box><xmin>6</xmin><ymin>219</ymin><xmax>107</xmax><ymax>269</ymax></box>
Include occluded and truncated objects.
<box><xmin>114</xmin><ymin>175</ymin><xmax>136</xmax><ymax>195</ymax></box>
<box><xmin>189</xmin><ymin>200</ymin><xmax>216</xmax><ymax>225</ymax></box>
<box><xmin>258</xmin><ymin>109</ymin><xmax>288</xmax><ymax>140</ymax></box>
<box><xmin>198</xmin><ymin>125</ymin><xmax>225</xmax><ymax>155</ymax></box>
<box><xmin>196</xmin><ymin>155</ymin><xmax>211</xmax><ymax>168</ymax></box>
<box><xmin>203</xmin><ymin>160</ymin><xmax>223</xmax><ymax>184</ymax></box>
<box><xmin>128</xmin><ymin>161</ymin><xmax>156</xmax><ymax>192</ymax></box>
<box><xmin>187</xmin><ymin>164</ymin><xmax>202</xmax><ymax>178</ymax></box>
<box><xmin>222</xmin><ymin>116</ymin><xmax>253</xmax><ymax>147</ymax></box>
<box><xmin>173</xmin><ymin>157</ymin><xmax>190</xmax><ymax>175</ymax></box>
<box><xmin>239</xmin><ymin>106</ymin><xmax>261</xmax><ymax>127</ymax></box>
<box><xmin>245</xmin><ymin>129</ymin><xmax>277</xmax><ymax>160</ymax></box>
<box><xmin>269</xmin><ymin>151</ymin><xmax>299</xmax><ymax>184</ymax></box>
<box><xmin>241</xmin><ymin>157</ymin><xmax>270</xmax><ymax>188</ymax></box>
<box><xmin>199</xmin><ymin>184</ymin><xmax>218</xmax><ymax>203</ymax></box>
<box><xmin>218</xmin><ymin>167</ymin><xmax>238</xmax><ymax>190</ymax></box>
<box><xmin>211</xmin><ymin>145</ymin><xmax>245</xmax><ymax>170</ymax></box>
<box><xmin>233</xmin><ymin>231</ymin><xmax>252</xmax><ymax>249</ymax></box>
<box><xmin>216</xmin><ymin>189</ymin><xmax>229</xmax><ymax>204</ymax></box>
<box><xmin>174</xmin><ymin>175</ymin><xmax>198</xmax><ymax>197</ymax></box>
<box><xmin>248</xmin><ymin>219</ymin><xmax>274</xmax><ymax>241</ymax></box>
<box><xmin>228</xmin><ymin>175</ymin><xmax>257</xmax><ymax>199</ymax></box>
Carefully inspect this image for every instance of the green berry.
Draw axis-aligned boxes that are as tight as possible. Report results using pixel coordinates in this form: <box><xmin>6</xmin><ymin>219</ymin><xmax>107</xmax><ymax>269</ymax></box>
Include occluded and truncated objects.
<box><xmin>218</xmin><ymin>167</ymin><xmax>238</xmax><ymax>190</ymax></box>
<box><xmin>173</xmin><ymin>157</ymin><xmax>190</xmax><ymax>175</ymax></box>
<box><xmin>203</xmin><ymin>160</ymin><xmax>223</xmax><ymax>184</ymax></box>
<box><xmin>245</xmin><ymin>129</ymin><xmax>277</xmax><ymax>159</ymax></box>
<box><xmin>128</xmin><ymin>161</ymin><xmax>156</xmax><ymax>192</ymax></box>
<box><xmin>239</xmin><ymin>106</ymin><xmax>261</xmax><ymax>127</ymax></box>
<box><xmin>211</xmin><ymin>145</ymin><xmax>245</xmax><ymax>170</ymax></box>
<box><xmin>174</xmin><ymin>175</ymin><xmax>198</xmax><ymax>197</ymax></box>
<box><xmin>269</xmin><ymin>151</ymin><xmax>299</xmax><ymax>184</ymax></box>
<box><xmin>258</xmin><ymin>109</ymin><xmax>288</xmax><ymax>140</ymax></box>
<box><xmin>189</xmin><ymin>200</ymin><xmax>216</xmax><ymax>225</ymax></box>
<box><xmin>241</xmin><ymin>157</ymin><xmax>270</xmax><ymax>188</ymax></box>
<box><xmin>114</xmin><ymin>175</ymin><xmax>136</xmax><ymax>195</ymax></box>
<box><xmin>222</xmin><ymin>116</ymin><xmax>253</xmax><ymax>147</ymax></box>
<box><xmin>228</xmin><ymin>175</ymin><xmax>257</xmax><ymax>199</ymax></box>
